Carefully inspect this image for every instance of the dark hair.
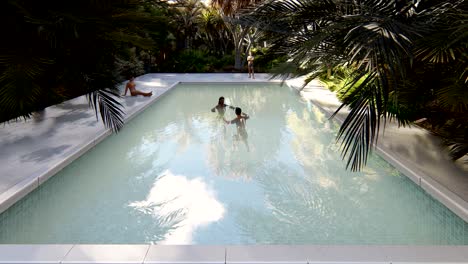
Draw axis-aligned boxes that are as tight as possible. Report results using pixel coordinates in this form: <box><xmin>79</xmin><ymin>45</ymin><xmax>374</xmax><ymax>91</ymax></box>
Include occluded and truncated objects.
<box><xmin>235</xmin><ymin>107</ymin><xmax>242</xmax><ymax>115</ymax></box>
<box><xmin>218</xmin><ymin>97</ymin><xmax>224</xmax><ymax>104</ymax></box>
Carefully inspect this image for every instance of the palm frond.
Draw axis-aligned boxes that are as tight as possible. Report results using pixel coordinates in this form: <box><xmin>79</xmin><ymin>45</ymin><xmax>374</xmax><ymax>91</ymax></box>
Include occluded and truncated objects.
<box><xmin>239</xmin><ymin>0</ymin><xmax>440</xmax><ymax>170</ymax></box>
<box><xmin>0</xmin><ymin>0</ymin><xmax>167</xmax><ymax>128</ymax></box>
<box><xmin>0</xmin><ymin>51</ymin><xmax>54</xmax><ymax>122</ymax></box>
<box><xmin>436</xmin><ymin>120</ymin><xmax>468</xmax><ymax>161</ymax></box>
<box><xmin>332</xmin><ymin>73</ymin><xmax>381</xmax><ymax>171</ymax></box>
<box><xmin>436</xmin><ymin>80</ymin><xmax>468</xmax><ymax>112</ymax></box>
<box><xmin>414</xmin><ymin>0</ymin><xmax>467</xmax><ymax>63</ymax></box>
<box><xmin>87</xmin><ymin>89</ymin><xmax>125</xmax><ymax>132</ymax></box>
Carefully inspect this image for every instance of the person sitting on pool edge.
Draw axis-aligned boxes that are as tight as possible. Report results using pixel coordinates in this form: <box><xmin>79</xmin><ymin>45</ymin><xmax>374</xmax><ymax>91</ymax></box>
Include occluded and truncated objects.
<box><xmin>122</xmin><ymin>77</ymin><xmax>153</xmax><ymax>97</ymax></box>
<box><xmin>211</xmin><ymin>96</ymin><xmax>234</xmax><ymax>116</ymax></box>
<box><xmin>224</xmin><ymin>107</ymin><xmax>250</xmax><ymax>151</ymax></box>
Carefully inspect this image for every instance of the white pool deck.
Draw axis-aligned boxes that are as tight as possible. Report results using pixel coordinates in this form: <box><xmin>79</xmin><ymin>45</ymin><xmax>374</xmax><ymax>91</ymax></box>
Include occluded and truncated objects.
<box><xmin>0</xmin><ymin>73</ymin><xmax>467</xmax><ymax>263</ymax></box>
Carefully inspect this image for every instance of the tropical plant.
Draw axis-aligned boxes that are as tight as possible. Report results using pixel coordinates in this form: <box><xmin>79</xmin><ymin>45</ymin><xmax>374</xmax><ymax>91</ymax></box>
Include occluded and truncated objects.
<box><xmin>0</xmin><ymin>0</ymin><xmax>169</xmax><ymax>131</ymax></box>
<box><xmin>171</xmin><ymin>0</ymin><xmax>205</xmax><ymax>50</ymax></box>
<box><xmin>211</xmin><ymin>0</ymin><xmax>265</xmax><ymax>70</ymax></box>
<box><xmin>240</xmin><ymin>0</ymin><xmax>468</xmax><ymax>170</ymax></box>
<box><xmin>197</xmin><ymin>7</ymin><xmax>233</xmax><ymax>56</ymax></box>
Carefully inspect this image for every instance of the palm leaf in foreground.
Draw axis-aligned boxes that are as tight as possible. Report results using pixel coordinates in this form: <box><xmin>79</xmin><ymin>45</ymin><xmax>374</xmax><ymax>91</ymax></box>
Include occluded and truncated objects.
<box><xmin>238</xmin><ymin>0</ymin><xmax>468</xmax><ymax>170</ymax></box>
<box><xmin>87</xmin><ymin>89</ymin><xmax>125</xmax><ymax>132</ymax></box>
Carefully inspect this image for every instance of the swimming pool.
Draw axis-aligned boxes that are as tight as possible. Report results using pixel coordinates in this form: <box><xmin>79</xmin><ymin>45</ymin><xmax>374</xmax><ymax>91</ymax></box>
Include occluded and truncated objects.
<box><xmin>0</xmin><ymin>83</ymin><xmax>466</xmax><ymax>244</ymax></box>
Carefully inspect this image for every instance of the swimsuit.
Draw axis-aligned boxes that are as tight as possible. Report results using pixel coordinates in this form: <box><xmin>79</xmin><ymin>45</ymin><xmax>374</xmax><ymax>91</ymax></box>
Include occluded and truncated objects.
<box><xmin>247</xmin><ymin>56</ymin><xmax>254</xmax><ymax>69</ymax></box>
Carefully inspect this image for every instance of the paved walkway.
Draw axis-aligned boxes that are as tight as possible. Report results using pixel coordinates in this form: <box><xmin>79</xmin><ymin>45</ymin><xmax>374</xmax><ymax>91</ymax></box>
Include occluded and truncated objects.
<box><xmin>0</xmin><ymin>73</ymin><xmax>467</xmax><ymax>221</ymax></box>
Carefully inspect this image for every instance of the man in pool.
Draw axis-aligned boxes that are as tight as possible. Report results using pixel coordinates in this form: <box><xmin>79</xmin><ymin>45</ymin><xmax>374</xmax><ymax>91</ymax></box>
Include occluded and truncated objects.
<box><xmin>224</xmin><ymin>107</ymin><xmax>250</xmax><ymax>151</ymax></box>
<box><xmin>211</xmin><ymin>96</ymin><xmax>234</xmax><ymax>117</ymax></box>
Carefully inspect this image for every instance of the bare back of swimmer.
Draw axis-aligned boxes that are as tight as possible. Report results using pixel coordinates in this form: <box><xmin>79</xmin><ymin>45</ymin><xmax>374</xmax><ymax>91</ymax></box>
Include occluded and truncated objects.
<box><xmin>224</xmin><ymin>107</ymin><xmax>250</xmax><ymax>151</ymax></box>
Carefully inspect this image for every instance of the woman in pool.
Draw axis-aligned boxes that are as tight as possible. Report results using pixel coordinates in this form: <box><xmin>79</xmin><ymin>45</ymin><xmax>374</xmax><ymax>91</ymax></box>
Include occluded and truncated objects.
<box><xmin>211</xmin><ymin>96</ymin><xmax>234</xmax><ymax>117</ymax></box>
<box><xmin>122</xmin><ymin>77</ymin><xmax>152</xmax><ymax>97</ymax></box>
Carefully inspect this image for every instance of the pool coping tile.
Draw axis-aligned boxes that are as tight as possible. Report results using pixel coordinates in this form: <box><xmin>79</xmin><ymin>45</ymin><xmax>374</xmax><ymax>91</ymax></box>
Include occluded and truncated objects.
<box><xmin>61</xmin><ymin>244</ymin><xmax>150</xmax><ymax>264</ymax></box>
<box><xmin>223</xmin><ymin>245</ymin><xmax>468</xmax><ymax>263</ymax></box>
<box><xmin>375</xmin><ymin>142</ymin><xmax>468</xmax><ymax>223</ymax></box>
<box><xmin>308</xmin><ymin>246</ymin><xmax>388</xmax><ymax>262</ymax></box>
<box><xmin>0</xmin><ymin>244</ymin><xmax>73</xmax><ymax>263</ymax></box>
<box><xmin>226</xmin><ymin>245</ymin><xmax>311</xmax><ymax>263</ymax></box>
<box><xmin>0</xmin><ymin>245</ymin><xmax>467</xmax><ymax>264</ymax></box>
<box><xmin>144</xmin><ymin>245</ymin><xmax>226</xmax><ymax>264</ymax></box>
<box><xmin>380</xmin><ymin>245</ymin><xmax>468</xmax><ymax>262</ymax></box>
<box><xmin>37</xmin><ymin>139</ymin><xmax>97</xmax><ymax>186</ymax></box>
<box><xmin>0</xmin><ymin>176</ymin><xmax>38</xmax><ymax>214</ymax></box>
<box><xmin>420</xmin><ymin>177</ymin><xmax>468</xmax><ymax>222</ymax></box>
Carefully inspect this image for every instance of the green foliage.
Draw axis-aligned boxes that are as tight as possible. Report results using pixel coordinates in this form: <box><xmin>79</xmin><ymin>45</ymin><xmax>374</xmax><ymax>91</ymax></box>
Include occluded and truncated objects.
<box><xmin>0</xmin><ymin>0</ymin><xmax>171</xmax><ymax>131</ymax></box>
<box><xmin>169</xmin><ymin>50</ymin><xmax>235</xmax><ymax>72</ymax></box>
<box><xmin>242</xmin><ymin>0</ymin><xmax>468</xmax><ymax>170</ymax></box>
<box><xmin>318</xmin><ymin>66</ymin><xmax>355</xmax><ymax>92</ymax></box>
<box><xmin>250</xmin><ymin>48</ymin><xmax>287</xmax><ymax>73</ymax></box>
<box><xmin>115</xmin><ymin>47</ymin><xmax>146</xmax><ymax>80</ymax></box>
<box><xmin>196</xmin><ymin>6</ymin><xmax>232</xmax><ymax>56</ymax></box>
<box><xmin>211</xmin><ymin>55</ymin><xmax>235</xmax><ymax>71</ymax></box>
<box><xmin>173</xmin><ymin>50</ymin><xmax>210</xmax><ymax>72</ymax></box>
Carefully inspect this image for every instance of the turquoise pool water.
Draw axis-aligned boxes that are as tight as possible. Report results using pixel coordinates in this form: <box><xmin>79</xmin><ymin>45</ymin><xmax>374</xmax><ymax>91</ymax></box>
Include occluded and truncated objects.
<box><xmin>0</xmin><ymin>83</ymin><xmax>466</xmax><ymax>244</ymax></box>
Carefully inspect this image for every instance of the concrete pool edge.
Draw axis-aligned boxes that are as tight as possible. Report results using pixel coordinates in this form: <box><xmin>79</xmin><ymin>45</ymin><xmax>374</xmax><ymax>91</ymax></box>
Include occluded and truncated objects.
<box><xmin>375</xmin><ymin>144</ymin><xmax>468</xmax><ymax>223</ymax></box>
<box><xmin>0</xmin><ymin>245</ymin><xmax>467</xmax><ymax>263</ymax></box>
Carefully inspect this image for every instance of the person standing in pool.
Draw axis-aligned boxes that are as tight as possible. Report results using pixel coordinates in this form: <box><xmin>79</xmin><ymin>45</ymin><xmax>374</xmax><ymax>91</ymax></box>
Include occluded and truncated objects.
<box><xmin>247</xmin><ymin>51</ymin><xmax>255</xmax><ymax>79</ymax></box>
<box><xmin>122</xmin><ymin>77</ymin><xmax>152</xmax><ymax>97</ymax></box>
<box><xmin>224</xmin><ymin>107</ymin><xmax>250</xmax><ymax>151</ymax></box>
<box><xmin>211</xmin><ymin>96</ymin><xmax>234</xmax><ymax>117</ymax></box>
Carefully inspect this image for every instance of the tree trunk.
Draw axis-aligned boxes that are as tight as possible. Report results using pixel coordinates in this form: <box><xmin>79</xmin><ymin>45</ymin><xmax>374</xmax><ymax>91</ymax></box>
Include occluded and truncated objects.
<box><xmin>234</xmin><ymin>47</ymin><xmax>242</xmax><ymax>69</ymax></box>
<box><xmin>241</xmin><ymin>28</ymin><xmax>260</xmax><ymax>69</ymax></box>
<box><xmin>228</xmin><ymin>24</ymin><xmax>249</xmax><ymax>70</ymax></box>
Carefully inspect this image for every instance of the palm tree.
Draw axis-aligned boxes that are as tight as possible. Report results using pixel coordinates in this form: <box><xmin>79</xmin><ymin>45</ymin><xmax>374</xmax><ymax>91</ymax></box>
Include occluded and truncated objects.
<box><xmin>240</xmin><ymin>0</ymin><xmax>468</xmax><ymax>170</ymax></box>
<box><xmin>197</xmin><ymin>7</ymin><xmax>232</xmax><ymax>56</ymax></box>
<box><xmin>0</xmin><ymin>0</ymin><xmax>169</xmax><ymax>131</ymax></box>
<box><xmin>211</xmin><ymin>0</ymin><xmax>265</xmax><ymax>70</ymax></box>
<box><xmin>172</xmin><ymin>0</ymin><xmax>205</xmax><ymax>50</ymax></box>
